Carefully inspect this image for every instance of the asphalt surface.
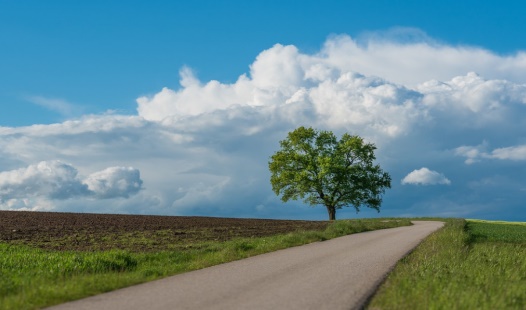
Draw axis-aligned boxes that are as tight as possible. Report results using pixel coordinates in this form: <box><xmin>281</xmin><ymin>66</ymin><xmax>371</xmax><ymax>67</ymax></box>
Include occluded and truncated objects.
<box><xmin>46</xmin><ymin>221</ymin><xmax>444</xmax><ymax>310</ymax></box>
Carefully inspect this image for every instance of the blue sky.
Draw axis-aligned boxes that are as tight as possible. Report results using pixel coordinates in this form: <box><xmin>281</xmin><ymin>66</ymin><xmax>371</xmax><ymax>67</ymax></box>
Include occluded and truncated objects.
<box><xmin>2</xmin><ymin>0</ymin><xmax>525</xmax><ymax>126</ymax></box>
<box><xmin>1</xmin><ymin>1</ymin><xmax>526</xmax><ymax>221</ymax></box>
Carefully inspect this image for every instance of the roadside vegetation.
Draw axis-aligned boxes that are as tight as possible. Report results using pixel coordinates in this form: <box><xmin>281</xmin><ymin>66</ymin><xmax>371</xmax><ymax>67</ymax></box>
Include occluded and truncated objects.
<box><xmin>0</xmin><ymin>218</ymin><xmax>410</xmax><ymax>310</ymax></box>
<box><xmin>368</xmin><ymin>219</ymin><xmax>526</xmax><ymax>310</ymax></box>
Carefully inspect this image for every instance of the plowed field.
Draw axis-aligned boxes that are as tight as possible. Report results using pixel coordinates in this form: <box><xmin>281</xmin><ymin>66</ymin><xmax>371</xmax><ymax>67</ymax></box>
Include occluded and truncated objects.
<box><xmin>0</xmin><ymin>211</ymin><xmax>328</xmax><ymax>252</ymax></box>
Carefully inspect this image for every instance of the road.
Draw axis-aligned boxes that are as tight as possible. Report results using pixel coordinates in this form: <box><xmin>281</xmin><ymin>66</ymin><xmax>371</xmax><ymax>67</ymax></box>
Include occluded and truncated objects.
<box><xmin>46</xmin><ymin>221</ymin><xmax>444</xmax><ymax>310</ymax></box>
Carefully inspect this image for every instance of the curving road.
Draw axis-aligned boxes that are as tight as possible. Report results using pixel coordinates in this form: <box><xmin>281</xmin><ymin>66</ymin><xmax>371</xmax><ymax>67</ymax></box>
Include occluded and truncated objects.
<box><xmin>46</xmin><ymin>221</ymin><xmax>444</xmax><ymax>310</ymax></box>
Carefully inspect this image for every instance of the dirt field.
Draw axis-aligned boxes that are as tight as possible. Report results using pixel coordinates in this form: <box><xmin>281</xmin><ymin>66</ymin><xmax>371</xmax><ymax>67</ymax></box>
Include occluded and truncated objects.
<box><xmin>0</xmin><ymin>211</ymin><xmax>329</xmax><ymax>252</ymax></box>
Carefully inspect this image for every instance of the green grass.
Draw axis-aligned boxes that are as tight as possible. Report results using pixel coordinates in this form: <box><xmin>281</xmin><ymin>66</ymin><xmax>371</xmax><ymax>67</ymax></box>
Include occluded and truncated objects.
<box><xmin>368</xmin><ymin>219</ymin><xmax>526</xmax><ymax>310</ymax></box>
<box><xmin>467</xmin><ymin>220</ymin><xmax>526</xmax><ymax>243</ymax></box>
<box><xmin>0</xmin><ymin>218</ymin><xmax>411</xmax><ymax>310</ymax></box>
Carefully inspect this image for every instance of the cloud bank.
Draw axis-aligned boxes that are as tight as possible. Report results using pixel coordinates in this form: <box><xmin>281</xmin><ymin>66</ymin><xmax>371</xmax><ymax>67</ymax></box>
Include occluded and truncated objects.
<box><xmin>1</xmin><ymin>31</ymin><xmax>526</xmax><ymax>220</ymax></box>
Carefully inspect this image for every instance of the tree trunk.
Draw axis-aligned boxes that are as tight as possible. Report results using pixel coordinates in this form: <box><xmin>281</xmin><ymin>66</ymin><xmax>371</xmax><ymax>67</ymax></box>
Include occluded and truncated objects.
<box><xmin>326</xmin><ymin>205</ymin><xmax>336</xmax><ymax>221</ymax></box>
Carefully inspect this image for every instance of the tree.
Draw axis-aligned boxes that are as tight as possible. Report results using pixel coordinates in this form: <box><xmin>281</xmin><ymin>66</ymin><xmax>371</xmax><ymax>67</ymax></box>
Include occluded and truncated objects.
<box><xmin>269</xmin><ymin>127</ymin><xmax>391</xmax><ymax>220</ymax></box>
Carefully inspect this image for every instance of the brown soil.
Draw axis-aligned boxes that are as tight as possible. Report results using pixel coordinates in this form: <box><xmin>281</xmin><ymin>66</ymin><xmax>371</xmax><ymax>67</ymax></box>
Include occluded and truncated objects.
<box><xmin>0</xmin><ymin>210</ymin><xmax>328</xmax><ymax>252</ymax></box>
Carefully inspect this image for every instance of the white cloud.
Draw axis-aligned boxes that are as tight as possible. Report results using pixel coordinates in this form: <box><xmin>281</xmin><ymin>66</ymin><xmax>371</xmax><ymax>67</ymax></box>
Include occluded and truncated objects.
<box><xmin>0</xmin><ymin>197</ymin><xmax>55</xmax><ymax>212</ymax></box>
<box><xmin>136</xmin><ymin>35</ymin><xmax>526</xmax><ymax>141</ymax></box>
<box><xmin>455</xmin><ymin>143</ymin><xmax>526</xmax><ymax>163</ymax></box>
<box><xmin>401</xmin><ymin>168</ymin><xmax>451</xmax><ymax>185</ymax></box>
<box><xmin>84</xmin><ymin>166</ymin><xmax>143</xmax><ymax>199</ymax></box>
<box><xmin>323</xmin><ymin>29</ymin><xmax>526</xmax><ymax>86</ymax></box>
<box><xmin>0</xmin><ymin>161</ymin><xmax>143</xmax><ymax>207</ymax></box>
<box><xmin>25</xmin><ymin>95</ymin><xmax>82</xmax><ymax>117</ymax></box>
<box><xmin>454</xmin><ymin>142</ymin><xmax>489</xmax><ymax>164</ymax></box>
<box><xmin>490</xmin><ymin>145</ymin><xmax>526</xmax><ymax>160</ymax></box>
<box><xmin>136</xmin><ymin>47</ymin><xmax>429</xmax><ymax>142</ymax></box>
<box><xmin>0</xmin><ymin>161</ymin><xmax>88</xmax><ymax>200</ymax></box>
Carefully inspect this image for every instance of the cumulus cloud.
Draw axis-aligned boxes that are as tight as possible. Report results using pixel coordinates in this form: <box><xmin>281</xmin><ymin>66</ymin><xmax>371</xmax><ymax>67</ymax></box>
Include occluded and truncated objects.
<box><xmin>2</xmin><ymin>30</ymin><xmax>526</xmax><ymax>220</ymax></box>
<box><xmin>84</xmin><ymin>166</ymin><xmax>143</xmax><ymax>199</ymax></box>
<box><xmin>136</xmin><ymin>45</ymin><xmax>428</xmax><ymax>141</ymax></box>
<box><xmin>0</xmin><ymin>161</ymin><xmax>88</xmax><ymax>200</ymax></box>
<box><xmin>136</xmin><ymin>35</ymin><xmax>526</xmax><ymax>142</ymax></box>
<box><xmin>323</xmin><ymin>29</ymin><xmax>526</xmax><ymax>85</ymax></box>
<box><xmin>401</xmin><ymin>168</ymin><xmax>451</xmax><ymax>185</ymax></box>
<box><xmin>0</xmin><ymin>161</ymin><xmax>143</xmax><ymax>205</ymax></box>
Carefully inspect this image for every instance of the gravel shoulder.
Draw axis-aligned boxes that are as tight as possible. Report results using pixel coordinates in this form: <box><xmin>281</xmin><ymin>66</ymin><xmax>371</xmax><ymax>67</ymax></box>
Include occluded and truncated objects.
<box><xmin>46</xmin><ymin>221</ymin><xmax>444</xmax><ymax>310</ymax></box>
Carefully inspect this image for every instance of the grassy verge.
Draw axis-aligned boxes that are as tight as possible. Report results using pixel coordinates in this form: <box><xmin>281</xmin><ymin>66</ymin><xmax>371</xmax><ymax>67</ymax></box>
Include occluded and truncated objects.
<box><xmin>0</xmin><ymin>218</ymin><xmax>410</xmax><ymax>310</ymax></box>
<box><xmin>368</xmin><ymin>219</ymin><xmax>526</xmax><ymax>310</ymax></box>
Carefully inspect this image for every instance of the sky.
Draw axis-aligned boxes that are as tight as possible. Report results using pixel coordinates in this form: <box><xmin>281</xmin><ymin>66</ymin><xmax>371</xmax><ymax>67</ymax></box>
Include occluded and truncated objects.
<box><xmin>1</xmin><ymin>1</ymin><xmax>526</xmax><ymax>221</ymax></box>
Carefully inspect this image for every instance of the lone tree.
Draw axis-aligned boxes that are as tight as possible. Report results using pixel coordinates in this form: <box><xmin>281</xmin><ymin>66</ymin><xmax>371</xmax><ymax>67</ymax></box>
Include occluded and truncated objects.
<box><xmin>269</xmin><ymin>127</ymin><xmax>391</xmax><ymax>220</ymax></box>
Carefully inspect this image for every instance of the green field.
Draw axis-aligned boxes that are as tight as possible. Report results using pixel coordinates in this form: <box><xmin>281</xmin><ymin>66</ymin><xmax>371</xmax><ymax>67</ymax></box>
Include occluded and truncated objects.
<box><xmin>0</xmin><ymin>218</ymin><xmax>410</xmax><ymax>310</ymax></box>
<box><xmin>368</xmin><ymin>219</ymin><xmax>526</xmax><ymax>309</ymax></box>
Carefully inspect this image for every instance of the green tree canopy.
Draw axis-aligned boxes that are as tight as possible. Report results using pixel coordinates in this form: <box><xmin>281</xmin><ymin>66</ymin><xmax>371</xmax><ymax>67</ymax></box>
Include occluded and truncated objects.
<box><xmin>269</xmin><ymin>127</ymin><xmax>391</xmax><ymax>220</ymax></box>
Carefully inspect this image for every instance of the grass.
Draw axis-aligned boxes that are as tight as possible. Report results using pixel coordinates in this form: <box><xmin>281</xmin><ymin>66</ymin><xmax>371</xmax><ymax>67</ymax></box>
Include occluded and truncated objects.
<box><xmin>367</xmin><ymin>219</ymin><xmax>526</xmax><ymax>310</ymax></box>
<box><xmin>0</xmin><ymin>218</ymin><xmax>411</xmax><ymax>310</ymax></box>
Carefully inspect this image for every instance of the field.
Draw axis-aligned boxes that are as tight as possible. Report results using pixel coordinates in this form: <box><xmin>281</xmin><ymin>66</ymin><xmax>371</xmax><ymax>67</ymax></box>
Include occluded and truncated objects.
<box><xmin>0</xmin><ymin>210</ymin><xmax>329</xmax><ymax>252</ymax></box>
<box><xmin>0</xmin><ymin>210</ymin><xmax>411</xmax><ymax>310</ymax></box>
<box><xmin>368</xmin><ymin>219</ymin><xmax>526</xmax><ymax>309</ymax></box>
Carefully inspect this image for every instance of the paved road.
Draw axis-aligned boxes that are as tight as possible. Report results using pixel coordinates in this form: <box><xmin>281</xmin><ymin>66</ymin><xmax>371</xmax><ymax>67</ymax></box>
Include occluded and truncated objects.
<box><xmin>46</xmin><ymin>221</ymin><xmax>444</xmax><ymax>310</ymax></box>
